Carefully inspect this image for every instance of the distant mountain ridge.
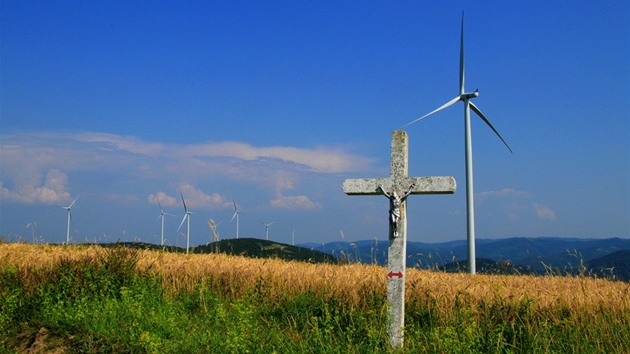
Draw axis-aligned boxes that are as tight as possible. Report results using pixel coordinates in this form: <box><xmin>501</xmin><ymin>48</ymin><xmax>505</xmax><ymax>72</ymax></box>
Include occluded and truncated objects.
<box><xmin>95</xmin><ymin>237</ymin><xmax>629</xmax><ymax>281</ymax></box>
<box><xmin>101</xmin><ymin>238</ymin><xmax>335</xmax><ymax>264</ymax></box>
<box><xmin>302</xmin><ymin>237</ymin><xmax>630</xmax><ymax>281</ymax></box>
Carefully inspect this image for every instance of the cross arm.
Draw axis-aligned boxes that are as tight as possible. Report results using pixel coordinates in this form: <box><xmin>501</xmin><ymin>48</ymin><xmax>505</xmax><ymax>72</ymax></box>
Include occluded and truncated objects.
<box><xmin>342</xmin><ymin>176</ymin><xmax>456</xmax><ymax>196</ymax></box>
<box><xmin>342</xmin><ymin>178</ymin><xmax>389</xmax><ymax>195</ymax></box>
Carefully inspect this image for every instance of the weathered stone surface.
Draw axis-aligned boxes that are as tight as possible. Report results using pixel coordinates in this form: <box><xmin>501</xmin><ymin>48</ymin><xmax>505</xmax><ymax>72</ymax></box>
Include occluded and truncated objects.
<box><xmin>342</xmin><ymin>176</ymin><xmax>456</xmax><ymax>195</ymax></box>
<box><xmin>341</xmin><ymin>130</ymin><xmax>456</xmax><ymax>348</ymax></box>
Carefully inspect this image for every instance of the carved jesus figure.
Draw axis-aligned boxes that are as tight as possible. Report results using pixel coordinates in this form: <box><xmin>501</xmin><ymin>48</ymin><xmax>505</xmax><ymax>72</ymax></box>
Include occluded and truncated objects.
<box><xmin>379</xmin><ymin>184</ymin><xmax>415</xmax><ymax>238</ymax></box>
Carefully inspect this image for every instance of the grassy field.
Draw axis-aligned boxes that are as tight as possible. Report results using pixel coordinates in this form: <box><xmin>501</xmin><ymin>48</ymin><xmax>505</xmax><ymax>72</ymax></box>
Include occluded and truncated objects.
<box><xmin>1</xmin><ymin>242</ymin><xmax>629</xmax><ymax>353</ymax></box>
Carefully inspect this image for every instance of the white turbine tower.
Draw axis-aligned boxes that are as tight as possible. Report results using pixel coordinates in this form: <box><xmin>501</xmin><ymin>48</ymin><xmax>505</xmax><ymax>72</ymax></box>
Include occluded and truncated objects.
<box><xmin>62</xmin><ymin>196</ymin><xmax>80</xmax><ymax>244</ymax></box>
<box><xmin>229</xmin><ymin>200</ymin><xmax>240</xmax><ymax>239</ymax></box>
<box><xmin>158</xmin><ymin>200</ymin><xmax>175</xmax><ymax>246</ymax></box>
<box><xmin>177</xmin><ymin>194</ymin><xmax>193</xmax><ymax>254</ymax></box>
<box><xmin>290</xmin><ymin>224</ymin><xmax>297</xmax><ymax>246</ymax></box>
<box><xmin>403</xmin><ymin>12</ymin><xmax>512</xmax><ymax>274</ymax></box>
<box><xmin>261</xmin><ymin>221</ymin><xmax>275</xmax><ymax>241</ymax></box>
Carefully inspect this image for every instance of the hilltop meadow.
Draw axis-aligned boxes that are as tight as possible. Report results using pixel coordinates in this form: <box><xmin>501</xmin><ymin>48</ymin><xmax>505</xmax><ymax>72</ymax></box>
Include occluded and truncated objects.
<box><xmin>1</xmin><ymin>242</ymin><xmax>629</xmax><ymax>353</ymax></box>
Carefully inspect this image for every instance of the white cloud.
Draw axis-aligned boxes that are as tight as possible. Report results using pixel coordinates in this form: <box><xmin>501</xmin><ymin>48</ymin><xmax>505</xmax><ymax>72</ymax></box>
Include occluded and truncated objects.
<box><xmin>0</xmin><ymin>131</ymin><xmax>375</xmax><ymax>207</ymax></box>
<box><xmin>533</xmin><ymin>203</ymin><xmax>557</xmax><ymax>221</ymax></box>
<box><xmin>180</xmin><ymin>142</ymin><xmax>372</xmax><ymax>173</ymax></box>
<box><xmin>269</xmin><ymin>195</ymin><xmax>323</xmax><ymax>210</ymax></box>
<box><xmin>476</xmin><ymin>188</ymin><xmax>530</xmax><ymax>201</ymax></box>
<box><xmin>70</xmin><ymin>132</ymin><xmax>373</xmax><ymax>173</ymax></box>
<box><xmin>149</xmin><ymin>185</ymin><xmax>230</xmax><ymax>210</ymax></box>
<box><xmin>147</xmin><ymin>192</ymin><xmax>178</xmax><ymax>207</ymax></box>
<box><xmin>0</xmin><ymin>169</ymin><xmax>71</xmax><ymax>204</ymax></box>
<box><xmin>476</xmin><ymin>187</ymin><xmax>559</xmax><ymax>223</ymax></box>
<box><xmin>178</xmin><ymin>184</ymin><xmax>230</xmax><ymax>209</ymax></box>
<box><xmin>74</xmin><ymin>132</ymin><xmax>166</xmax><ymax>156</ymax></box>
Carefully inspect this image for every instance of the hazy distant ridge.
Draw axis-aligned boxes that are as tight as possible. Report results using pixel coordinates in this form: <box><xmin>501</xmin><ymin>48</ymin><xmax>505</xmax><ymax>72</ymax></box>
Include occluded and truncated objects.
<box><xmin>302</xmin><ymin>237</ymin><xmax>630</xmax><ymax>280</ymax></box>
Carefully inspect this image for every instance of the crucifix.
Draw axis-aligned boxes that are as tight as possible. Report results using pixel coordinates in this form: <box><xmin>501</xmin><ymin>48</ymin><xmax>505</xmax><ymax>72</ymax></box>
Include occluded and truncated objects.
<box><xmin>342</xmin><ymin>130</ymin><xmax>456</xmax><ymax>348</ymax></box>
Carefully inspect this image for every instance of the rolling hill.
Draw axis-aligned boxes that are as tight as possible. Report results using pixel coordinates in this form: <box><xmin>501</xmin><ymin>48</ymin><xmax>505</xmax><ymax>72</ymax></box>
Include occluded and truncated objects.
<box><xmin>100</xmin><ymin>238</ymin><xmax>336</xmax><ymax>264</ymax></box>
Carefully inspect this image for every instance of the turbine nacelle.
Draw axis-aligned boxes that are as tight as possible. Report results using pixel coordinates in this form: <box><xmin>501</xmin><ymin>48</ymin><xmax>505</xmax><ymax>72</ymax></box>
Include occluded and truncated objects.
<box><xmin>461</xmin><ymin>89</ymin><xmax>479</xmax><ymax>100</ymax></box>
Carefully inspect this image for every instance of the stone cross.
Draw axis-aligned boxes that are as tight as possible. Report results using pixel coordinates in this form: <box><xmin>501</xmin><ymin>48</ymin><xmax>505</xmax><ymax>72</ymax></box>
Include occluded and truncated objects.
<box><xmin>342</xmin><ymin>130</ymin><xmax>456</xmax><ymax>348</ymax></box>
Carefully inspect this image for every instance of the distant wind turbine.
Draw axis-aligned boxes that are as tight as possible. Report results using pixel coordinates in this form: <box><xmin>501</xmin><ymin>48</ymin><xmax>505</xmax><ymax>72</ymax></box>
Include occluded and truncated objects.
<box><xmin>62</xmin><ymin>196</ymin><xmax>80</xmax><ymax>244</ymax></box>
<box><xmin>261</xmin><ymin>221</ymin><xmax>275</xmax><ymax>241</ymax></box>
<box><xmin>26</xmin><ymin>222</ymin><xmax>38</xmax><ymax>244</ymax></box>
<box><xmin>403</xmin><ymin>12</ymin><xmax>512</xmax><ymax>274</ymax></box>
<box><xmin>177</xmin><ymin>194</ymin><xmax>193</xmax><ymax>254</ymax></box>
<box><xmin>230</xmin><ymin>200</ymin><xmax>240</xmax><ymax>239</ymax></box>
<box><xmin>290</xmin><ymin>224</ymin><xmax>296</xmax><ymax>246</ymax></box>
<box><xmin>157</xmin><ymin>200</ymin><xmax>175</xmax><ymax>246</ymax></box>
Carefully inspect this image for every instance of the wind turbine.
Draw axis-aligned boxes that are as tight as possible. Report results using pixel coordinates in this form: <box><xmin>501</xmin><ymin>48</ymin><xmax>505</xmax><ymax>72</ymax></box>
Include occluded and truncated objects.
<box><xmin>157</xmin><ymin>200</ymin><xmax>175</xmax><ymax>246</ymax></box>
<box><xmin>290</xmin><ymin>224</ymin><xmax>296</xmax><ymax>246</ymax></box>
<box><xmin>260</xmin><ymin>221</ymin><xmax>275</xmax><ymax>241</ymax></box>
<box><xmin>177</xmin><ymin>194</ymin><xmax>193</xmax><ymax>254</ymax></box>
<box><xmin>62</xmin><ymin>196</ymin><xmax>80</xmax><ymax>244</ymax></box>
<box><xmin>403</xmin><ymin>12</ymin><xmax>512</xmax><ymax>274</ymax></box>
<box><xmin>229</xmin><ymin>200</ymin><xmax>240</xmax><ymax>239</ymax></box>
<box><xmin>26</xmin><ymin>222</ymin><xmax>38</xmax><ymax>244</ymax></box>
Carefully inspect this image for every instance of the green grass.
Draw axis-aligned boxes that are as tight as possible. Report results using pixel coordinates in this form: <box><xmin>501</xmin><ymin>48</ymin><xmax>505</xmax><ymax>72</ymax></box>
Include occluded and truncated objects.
<box><xmin>1</xmin><ymin>246</ymin><xmax>628</xmax><ymax>353</ymax></box>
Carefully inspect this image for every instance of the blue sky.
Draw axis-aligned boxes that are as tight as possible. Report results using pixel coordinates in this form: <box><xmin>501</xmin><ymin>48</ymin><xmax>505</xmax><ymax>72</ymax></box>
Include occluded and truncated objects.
<box><xmin>1</xmin><ymin>1</ymin><xmax>628</xmax><ymax>246</ymax></box>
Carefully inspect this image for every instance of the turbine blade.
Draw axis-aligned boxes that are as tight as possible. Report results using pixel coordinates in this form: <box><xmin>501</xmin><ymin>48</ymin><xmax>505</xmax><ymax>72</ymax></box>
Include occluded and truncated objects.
<box><xmin>180</xmin><ymin>193</ymin><xmax>188</xmax><ymax>212</ymax></box>
<box><xmin>177</xmin><ymin>214</ymin><xmax>187</xmax><ymax>232</ymax></box>
<box><xmin>68</xmin><ymin>195</ymin><xmax>80</xmax><ymax>209</ymax></box>
<box><xmin>403</xmin><ymin>96</ymin><xmax>461</xmax><ymax>127</ymax></box>
<box><xmin>469</xmin><ymin>102</ymin><xmax>513</xmax><ymax>153</ymax></box>
<box><xmin>230</xmin><ymin>211</ymin><xmax>238</xmax><ymax>223</ymax></box>
<box><xmin>233</xmin><ymin>200</ymin><xmax>237</xmax><ymax>212</ymax></box>
<box><xmin>460</xmin><ymin>11</ymin><xmax>465</xmax><ymax>95</ymax></box>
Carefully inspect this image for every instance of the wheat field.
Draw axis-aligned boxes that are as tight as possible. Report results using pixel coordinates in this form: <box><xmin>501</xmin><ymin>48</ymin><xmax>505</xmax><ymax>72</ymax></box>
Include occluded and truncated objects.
<box><xmin>2</xmin><ymin>242</ymin><xmax>628</xmax><ymax>317</ymax></box>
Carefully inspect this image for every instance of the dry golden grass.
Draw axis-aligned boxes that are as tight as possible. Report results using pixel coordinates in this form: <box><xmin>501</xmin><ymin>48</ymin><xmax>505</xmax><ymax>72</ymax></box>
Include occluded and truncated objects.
<box><xmin>2</xmin><ymin>242</ymin><xmax>629</xmax><ymax>318</ymax></box>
